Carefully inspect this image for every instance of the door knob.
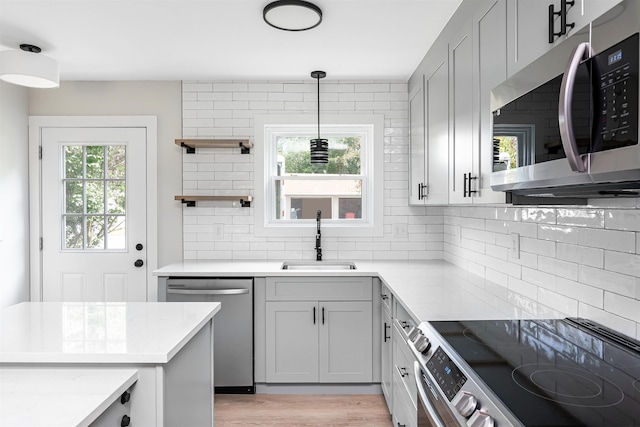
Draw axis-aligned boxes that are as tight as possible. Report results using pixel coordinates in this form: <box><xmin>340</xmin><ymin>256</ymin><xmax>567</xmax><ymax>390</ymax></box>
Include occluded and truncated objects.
<box><xmin>135</xmin><ymin>243</ymin><xmax>144</xmax><ymax>251</ymax></box>
<box><xmin>134</xmin><ymin>259</ymin><xmax>144</xmax><ymax>267</ymax></box>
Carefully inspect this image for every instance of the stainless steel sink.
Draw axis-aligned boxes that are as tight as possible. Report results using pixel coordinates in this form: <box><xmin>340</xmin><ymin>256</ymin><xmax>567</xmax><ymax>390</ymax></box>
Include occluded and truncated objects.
<box><xmin>281</xmin><ymin>261</ymin><xmax>357</xmax><ymax>270</ymax></box>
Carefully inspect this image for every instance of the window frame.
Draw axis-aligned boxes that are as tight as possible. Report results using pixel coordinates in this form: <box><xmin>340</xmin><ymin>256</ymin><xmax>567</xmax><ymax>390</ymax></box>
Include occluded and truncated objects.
<box><xmin>254</xmin><ymin>114</ymin><xmax>384</xmax><ymax>238</ymax></box>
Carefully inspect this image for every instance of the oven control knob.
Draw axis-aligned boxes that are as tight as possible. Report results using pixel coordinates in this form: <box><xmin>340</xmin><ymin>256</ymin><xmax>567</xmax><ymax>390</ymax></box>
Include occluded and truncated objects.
<box><xmin>414</xmin><ymin>336</ymin><xmax>431</xmax><ymax>353</ymax></box>
<box><xmin>452</xmin><ymin>391</ymin><xmax>478</xmax><ymax>418</ymax></box>
<box><xmin>467</xmin><ymin>410</ymin><xmax>494</xmax><ymax>427</ymax></box>
<box><xmin>407</xmin><ymin>327</ymin><xmax>421</xmax><ymax>342</ymax></box>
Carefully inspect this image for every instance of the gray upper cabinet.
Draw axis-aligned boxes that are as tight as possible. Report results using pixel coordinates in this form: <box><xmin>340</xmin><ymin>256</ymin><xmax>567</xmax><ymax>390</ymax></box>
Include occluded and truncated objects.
<box><xmin>409</xmin><ymin>41</ymin><xmax>449</xmax><ymax>206</ymax></box>
<box><xmin>473</xmin><ymin>0</ymin><xmax>509</xmax><ymax>203</ymax></box>
<box><xmin>448</xmin><ymin>17</ymin><xmax>475</xmax><ymax>204</ymax></box>
<box><xmin>507</xmin><ymin>0</ymin><xmax>623</xmax><ymax>77</ymax></box>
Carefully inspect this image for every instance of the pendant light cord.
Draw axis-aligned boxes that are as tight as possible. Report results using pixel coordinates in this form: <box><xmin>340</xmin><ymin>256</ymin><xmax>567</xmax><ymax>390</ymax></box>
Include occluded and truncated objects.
<box><xmin>316</xmin><ymin>74</ymin><xmax>320</xmax><ymax>140</ymax></box>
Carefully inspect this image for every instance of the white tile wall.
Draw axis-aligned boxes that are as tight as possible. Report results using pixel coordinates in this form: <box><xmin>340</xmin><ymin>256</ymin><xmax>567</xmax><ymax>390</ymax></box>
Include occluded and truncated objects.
<box><xmin>181</xmin><ymin>80</ymin><xmax>441</xmax><ymax>262</ymax></box>
<box><xmin>180</xmin><ymin>81</ymin><xmax>640</xmax><ymax>339</ymax></box>
<box><xmin>444</xmin><ymin>204</ymin><xmax>640</xmax><ymax>339</ymax></box>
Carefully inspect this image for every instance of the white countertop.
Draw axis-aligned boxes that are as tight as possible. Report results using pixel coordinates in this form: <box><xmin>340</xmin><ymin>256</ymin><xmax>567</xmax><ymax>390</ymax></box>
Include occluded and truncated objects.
<box><xmin>0</xmin><ymin>302</ymin><xmax>220</xmax><ymax>364</ymax></box>
<box><xmin>0</xmin><ymin>368</ymin><xmax>137</xmax><ymax>427</ymax></box>
<box><xmin>155</xmin><ymin>260</ymin><xmax>548</xmax><ymax>322</ymax></box>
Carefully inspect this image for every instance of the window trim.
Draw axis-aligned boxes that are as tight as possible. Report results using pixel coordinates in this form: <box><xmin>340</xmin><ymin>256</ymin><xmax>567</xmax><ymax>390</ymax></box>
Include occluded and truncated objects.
<box><xmin>254</xmin><ymin>114</ymin><xmax>384</xmax><ymax>238</ymax></box>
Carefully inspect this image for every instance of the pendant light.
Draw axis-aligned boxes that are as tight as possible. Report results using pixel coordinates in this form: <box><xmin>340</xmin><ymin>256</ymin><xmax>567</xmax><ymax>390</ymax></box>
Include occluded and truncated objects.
<box><xmin>310</xmin><ymin>70</ymin><xmax>328</xmax><ymax>164</ymax></box>
<box><xmin>0</xmin><ymin>44</ymin><xmax>60</xmax><ymax>89</ymax></box>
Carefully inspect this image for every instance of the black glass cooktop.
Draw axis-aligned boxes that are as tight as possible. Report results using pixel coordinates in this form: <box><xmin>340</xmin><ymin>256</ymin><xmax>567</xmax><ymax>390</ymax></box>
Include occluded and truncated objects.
<box><xmin>430</xmin><ymin>318</ymin><xmax>640</xmax><ymax>426</ymax></box>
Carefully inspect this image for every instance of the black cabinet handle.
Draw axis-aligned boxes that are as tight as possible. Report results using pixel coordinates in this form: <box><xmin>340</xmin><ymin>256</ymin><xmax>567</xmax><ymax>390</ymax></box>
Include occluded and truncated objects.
<box><xmin>134</xmin><ymin>259</ymin><xmax>144</xmax><ymax>268</ymax></box>
<box><xmin>381</xmin><ymin>294</ymin><xmax>388</xmax><ymax>300</ymax></box>
<box><xmin>313</xmin><ymin>306</ymin><xmax>316</xmax><ymax>325</ymax></box>
<box><xmin>464</xmin><ymin>172</ymin><xmax>478</xmax><ymax>197</ymax></box>
<box><xmin>549</xmin><ymin>0</ymin><xmax>575</xmax><ymax>43</ymax></box>
<box><xmin>135</xmin><ymin>243</ymin><xmax>143</xmax><ymax>251</ymax></box>
<box><xmin>120</xmin><ymin>391</ymin><xmax>131</xmax><ymax>404</ymax></box>
<box><xmin>384</xmin><ymin>322</ymin><xmax>391</xmax><ymax>342</ymax></box>
<box><xmin>322</xmin><ymin>307</ymin><xmax>325</xmax><ymax>325</ymax></box>
<box><xmin>121</xmin><ymin>415</ymin><xmax>131</xmax><ymax>427</ymax></box>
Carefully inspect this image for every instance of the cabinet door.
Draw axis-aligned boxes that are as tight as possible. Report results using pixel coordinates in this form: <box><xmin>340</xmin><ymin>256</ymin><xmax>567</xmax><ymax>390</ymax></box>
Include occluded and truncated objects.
<box><xmin>266</xmin><ymin>301</ymin><xmax>319</xmax><ymax>382</ymax></box>
<box><xmin>380</xmin><ymin>306</ymin><xmax>393</xmax><ymax>411</ymax></box>
<box><xmin>409</xmin><ymin>83</ymin><xmax>426</xmax><ymax>205</ymax></box>
<box><xmin>473</xmin><ymin>0</ymin><xmax>508</xmax><ymax>204</ymax></box>
<box><xmin>319</xmin><ymin>301</ymin><xmax>373</xmax><ymax>383</ymax></box>
<box><xmin>507</xmin><ymin>0</ymin><xmax>555</xmax><ymax>77</ymax></box>
<box><xmin>424</xmin><ymin>45</ymin><xmax>450</xmax><ymax>205</ymax></box>
<box><xmin>448</xmin><ymin>18</ymin><xmax>475</xmax><ymax>204</ymax></box>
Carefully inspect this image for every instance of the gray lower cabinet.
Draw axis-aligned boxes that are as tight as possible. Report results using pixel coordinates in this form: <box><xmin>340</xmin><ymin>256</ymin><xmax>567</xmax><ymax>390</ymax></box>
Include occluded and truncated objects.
<box><xmin>264</xmin><ymin>277</ymin><xmax>373</xmax><ymax>383</ymax></box>
<box><xmin>380</xmin><ymin>292</ymin><xmax>393</xmax><ymax>411</ymax></box>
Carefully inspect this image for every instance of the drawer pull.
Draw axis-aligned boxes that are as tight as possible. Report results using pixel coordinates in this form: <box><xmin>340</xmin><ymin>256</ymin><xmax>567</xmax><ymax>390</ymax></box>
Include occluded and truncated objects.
<box><xmin>397</xmin><ymin>366</ymin><xmax>409</xmax><ymax>378</ymax></box>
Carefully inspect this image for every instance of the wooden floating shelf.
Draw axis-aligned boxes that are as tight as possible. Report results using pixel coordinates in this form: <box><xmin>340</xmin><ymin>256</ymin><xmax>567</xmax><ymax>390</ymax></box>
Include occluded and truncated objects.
<box><xmin>175</xmin><ymin>195</ymin><xmax>252</xmax><ymax>207</ymax></box>
<box><xmin>175</xmin><ymin>139</ymin><xmax>253</xmax><ymax>154</ymax></box>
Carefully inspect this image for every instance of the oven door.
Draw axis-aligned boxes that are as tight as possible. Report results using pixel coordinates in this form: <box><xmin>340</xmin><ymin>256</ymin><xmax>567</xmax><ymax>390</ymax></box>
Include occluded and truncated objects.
<box><xmin>414</xmin><ymin>362</ymin><xmax>460</xmax><ymax>427</ymax></box>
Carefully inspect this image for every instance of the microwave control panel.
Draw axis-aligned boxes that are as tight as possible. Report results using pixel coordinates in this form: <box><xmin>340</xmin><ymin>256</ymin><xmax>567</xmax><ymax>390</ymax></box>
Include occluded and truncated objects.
<box><xmin>596</xmin><ymin>32</ymin><xmax>638</xmax><ymax>149</ymax></box>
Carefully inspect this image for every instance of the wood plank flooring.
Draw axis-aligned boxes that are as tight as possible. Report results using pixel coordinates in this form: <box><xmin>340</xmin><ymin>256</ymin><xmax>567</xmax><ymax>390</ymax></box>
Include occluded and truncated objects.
<box><xmin>214</xmin><ymin>394</ymin><xmax>393</xmax><ymax>427</ymax></box>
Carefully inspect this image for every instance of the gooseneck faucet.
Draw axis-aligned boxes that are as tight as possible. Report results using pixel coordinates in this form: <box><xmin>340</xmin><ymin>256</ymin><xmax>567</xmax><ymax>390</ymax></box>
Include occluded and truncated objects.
<box><xmin>315</xmin><ymin>210</ymin><xmax>322</xmax><ymax>261</ymax></box>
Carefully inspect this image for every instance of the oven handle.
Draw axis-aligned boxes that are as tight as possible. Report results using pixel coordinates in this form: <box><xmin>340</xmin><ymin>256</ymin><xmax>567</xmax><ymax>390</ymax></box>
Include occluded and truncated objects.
<box><xmin>167</xmin><ymin>288</ymin><xmax>250</xmax><ymax>295</ymax></box>
<box><xmin>414</xmin><ymin>361</ymin><xmax>446</xmax><ymax>427</ymax></box>
<box><xmin>559</xmin><ymin>41</ymin><xmax>592</xmax><ymax>172</ymax></box>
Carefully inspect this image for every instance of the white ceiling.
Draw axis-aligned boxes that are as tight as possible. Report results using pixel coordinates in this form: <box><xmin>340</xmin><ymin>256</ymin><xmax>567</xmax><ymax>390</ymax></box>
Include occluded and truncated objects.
<box><xmin>0</xmin><ymin>0</ymin><xmax>462</xmax><ymax>82</ymax></box>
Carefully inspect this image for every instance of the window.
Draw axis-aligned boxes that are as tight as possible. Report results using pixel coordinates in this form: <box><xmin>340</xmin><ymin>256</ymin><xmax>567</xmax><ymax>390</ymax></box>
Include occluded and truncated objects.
<box><xmin>62</xmin><ymin>144</ymin><xmax>126</xmax><ymax>250</ymax></box>
<box><xmin>255</xmin><ymin>115</ymin><xmax>383</xmax><ymax>237</ymax></box>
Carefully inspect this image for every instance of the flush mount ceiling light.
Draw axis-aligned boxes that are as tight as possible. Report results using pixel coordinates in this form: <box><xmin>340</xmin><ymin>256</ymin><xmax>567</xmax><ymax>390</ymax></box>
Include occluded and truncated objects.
<box><xmin>0</xmin><ymin>44</ymin><xmax>60</xmax><ymax>89</ymax></box>
<box><xmin>310</xmin><ymin>70</ymin><xmax>328</xmax><ymax>164</ymax></box>
<box><xmin>263</xmin><ymin>0</ymin><xmax>323</xmax><ymax>31</ymax></box>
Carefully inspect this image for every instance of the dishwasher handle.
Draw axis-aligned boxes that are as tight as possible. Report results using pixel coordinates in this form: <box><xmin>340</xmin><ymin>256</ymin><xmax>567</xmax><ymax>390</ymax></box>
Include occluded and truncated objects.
<box><xmin>167</xmin><ymin>288</ymin><xmax>250</xmax><ymax>295</ymax></box>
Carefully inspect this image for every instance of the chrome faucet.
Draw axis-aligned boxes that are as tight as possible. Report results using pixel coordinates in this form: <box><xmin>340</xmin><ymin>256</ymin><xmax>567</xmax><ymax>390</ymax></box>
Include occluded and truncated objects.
<box><xmin>315</xmin><ymin>210</ymin><xmax>322</xmax><ymax>261</ymax></box>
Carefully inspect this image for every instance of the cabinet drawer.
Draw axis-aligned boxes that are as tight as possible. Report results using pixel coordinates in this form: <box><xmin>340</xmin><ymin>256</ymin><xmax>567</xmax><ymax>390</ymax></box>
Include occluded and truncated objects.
<box><xmin>393</xmin><ymin>324</ymin><xmax>418</xmax><ymax>409</ymax></box>
<box><xmin>266</xmin><ymin>276</ymin><xmax>372</xmax><ymax>301</ymax></box>
<box><xmin>380</xmin><ymin>283</ymin><xmax>392</xmax><ymax>313</ymax></box>
<box><xmin>394</xmin><ymin>299</ymin><xmax>417</xmax><ymax>332</ymax></box>
<box><xmin>392</xmin><ymin>367</ymin><xmax>417</xmax><ymax>427</ymax></box>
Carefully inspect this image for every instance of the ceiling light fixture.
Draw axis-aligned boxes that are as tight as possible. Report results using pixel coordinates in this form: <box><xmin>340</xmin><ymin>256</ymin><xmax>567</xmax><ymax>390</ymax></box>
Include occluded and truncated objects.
<box><xmin>263</xmin><ymin>0</ymin><xmax>323</xmax><ymax>31</ymax></box>
<box><xmin>0</xmin><ymin>44</ymin><xmax>60</xmax><ymax>89</ymax></box>
<box><xmin>310</xmin><ymin>70</ymin><xmax>328</xmax><ymax>164</ymax></box>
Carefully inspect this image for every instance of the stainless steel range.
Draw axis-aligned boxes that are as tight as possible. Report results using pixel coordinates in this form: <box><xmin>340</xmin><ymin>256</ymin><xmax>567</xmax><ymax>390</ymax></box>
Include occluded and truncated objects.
<box><xmin>408</xmin><ymin>318</ymin><xmax>640</xmax><ymax>426</ymax></box>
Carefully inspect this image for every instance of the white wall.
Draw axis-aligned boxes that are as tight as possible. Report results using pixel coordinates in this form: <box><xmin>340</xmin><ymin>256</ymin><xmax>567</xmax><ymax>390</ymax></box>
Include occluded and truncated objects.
<box><xmin>444</xmin><ymin>203</ymin><xmax>640</xmax><ymax>339</ymax></box>
<box><xmin>29</xmin><ymin>81</ymin><xmax>183</xmax><ymax>268</ymax></box>
<box><xmin>0</xmin><ymin>81</ymin><xmax>30</xmax><ymax>310</ymax></box>
<box><xmin>180</xmin><ymin>80</ymin><xmax>444</xmax><ymax>260</ymax></box>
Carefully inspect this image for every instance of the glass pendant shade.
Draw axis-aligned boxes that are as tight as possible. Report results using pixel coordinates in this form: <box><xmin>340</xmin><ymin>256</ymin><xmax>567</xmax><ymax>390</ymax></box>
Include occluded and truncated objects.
<box><xmin>0</xmin><ymin>48</ymin><xmax>60</xmax><ymax>89</ymax></box>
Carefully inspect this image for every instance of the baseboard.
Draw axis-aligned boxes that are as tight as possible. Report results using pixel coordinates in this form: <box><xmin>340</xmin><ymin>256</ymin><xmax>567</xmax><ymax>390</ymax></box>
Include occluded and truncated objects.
<box><xmin>254</xmin><ymin>383</ymin><xmax>382</xmax><ymax>394</ymax></box>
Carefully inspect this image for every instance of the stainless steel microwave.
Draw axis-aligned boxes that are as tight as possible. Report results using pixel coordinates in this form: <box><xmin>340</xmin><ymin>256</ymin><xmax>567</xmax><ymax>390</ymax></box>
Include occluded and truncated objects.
<box><xmin>490</xmin><ymin>1</ymin><xmax>640</xmax><ymax>198</ymax></box>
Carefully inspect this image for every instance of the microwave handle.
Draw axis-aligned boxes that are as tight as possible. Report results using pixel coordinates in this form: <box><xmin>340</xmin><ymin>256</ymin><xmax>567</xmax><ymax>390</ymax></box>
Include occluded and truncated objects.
<box><xmin>559</xmin><ymin>41</ymin><xmax>593</xmax><ymax>172</ymax></box>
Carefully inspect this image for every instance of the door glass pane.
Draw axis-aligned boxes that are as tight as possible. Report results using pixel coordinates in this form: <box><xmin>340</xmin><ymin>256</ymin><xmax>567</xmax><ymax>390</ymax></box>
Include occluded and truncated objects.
<box><xmin>64</xmin><ymin>146</ymin><xmax>83</xmax><ymax>178</ymax></box>
<box><xmin>107</xmin><ymin>181</ymin><xmax>125</xmax><ymax>214</ymax></box>
<box><xmin>107</xmin><ymin>216</ymin><xmax>126</xmax><ymax>249</ymax></box>
<box><xmin>86</xmin><ymin>181</ymin><xmax>105</xmax><ymax>214</ymax></box>
<box><xmin>86</xmin><ymin>216</ymin><xmax>105</xmax><ymax>249</ymax></box>
<box><xmin>65</xmin><ymin>181</ymin><xmax>84</xmax><ymax>214</ymax></box>
<box><xmin>64</xmin><ymin>215</ymin><xmax>83</xmax><ymax>249</ymax></box>
<box><xmin>61</xmin><ymin>144</ymin><xmax>126</xmax><ymax>250</ymax></box>
<box><xmin>107</xmin><ymin>145</ymin><xmax>126</xmax><ymax>179</ymax></box>
<box><xmin>86</xmin><ymin>146</ymin><xmax>105</xmax><ymax>179</ymax></box>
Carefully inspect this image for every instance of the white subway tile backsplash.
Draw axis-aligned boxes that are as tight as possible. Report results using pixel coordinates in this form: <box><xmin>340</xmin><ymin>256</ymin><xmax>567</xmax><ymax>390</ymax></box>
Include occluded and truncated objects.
<box><xmin>181</xmin><ymin>81</ymin><xmax>640</xmax><ymax>336</ymax></box>
<box><xmin>577</xmin><ymin>228</ymin><xmax>636</xmax><ymax>252</ymax></box>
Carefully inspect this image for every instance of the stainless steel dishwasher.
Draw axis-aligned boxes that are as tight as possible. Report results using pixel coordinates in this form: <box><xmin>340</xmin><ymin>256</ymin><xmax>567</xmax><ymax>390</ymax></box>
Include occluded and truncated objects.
<box><xmin>163</xmin><ymin>277</ymin><xmax>254</xmax><ymax>393</ymax></box>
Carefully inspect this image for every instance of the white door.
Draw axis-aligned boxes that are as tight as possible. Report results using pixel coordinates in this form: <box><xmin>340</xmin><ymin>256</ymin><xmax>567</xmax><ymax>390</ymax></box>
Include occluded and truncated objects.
<box><xmin>41</xmin><ymin>127</ymin><xmax>147</xmax><ymax>302</ymax></box>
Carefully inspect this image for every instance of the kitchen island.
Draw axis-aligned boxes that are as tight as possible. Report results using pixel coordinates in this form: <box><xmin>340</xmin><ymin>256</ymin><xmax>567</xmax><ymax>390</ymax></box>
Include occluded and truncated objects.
<box><xmin>0</xmin><ymin>302</ymin><xmax>220</xmax><ymax>426</ymax></box>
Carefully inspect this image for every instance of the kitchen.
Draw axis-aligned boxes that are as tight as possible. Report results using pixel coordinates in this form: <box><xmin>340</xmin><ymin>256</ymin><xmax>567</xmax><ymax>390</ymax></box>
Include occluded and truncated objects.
<box><xmin>2</xmin><ymin>0</ymin><xmax>640</xmax><ymax>425</ymax></box>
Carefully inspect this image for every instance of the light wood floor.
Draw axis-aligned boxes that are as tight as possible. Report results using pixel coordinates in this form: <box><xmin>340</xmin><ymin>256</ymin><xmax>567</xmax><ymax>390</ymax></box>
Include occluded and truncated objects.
<box><xmin>214</xmin><ymin>394</ymin><xmax>393</xmax><ymax>427</ymax></box>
